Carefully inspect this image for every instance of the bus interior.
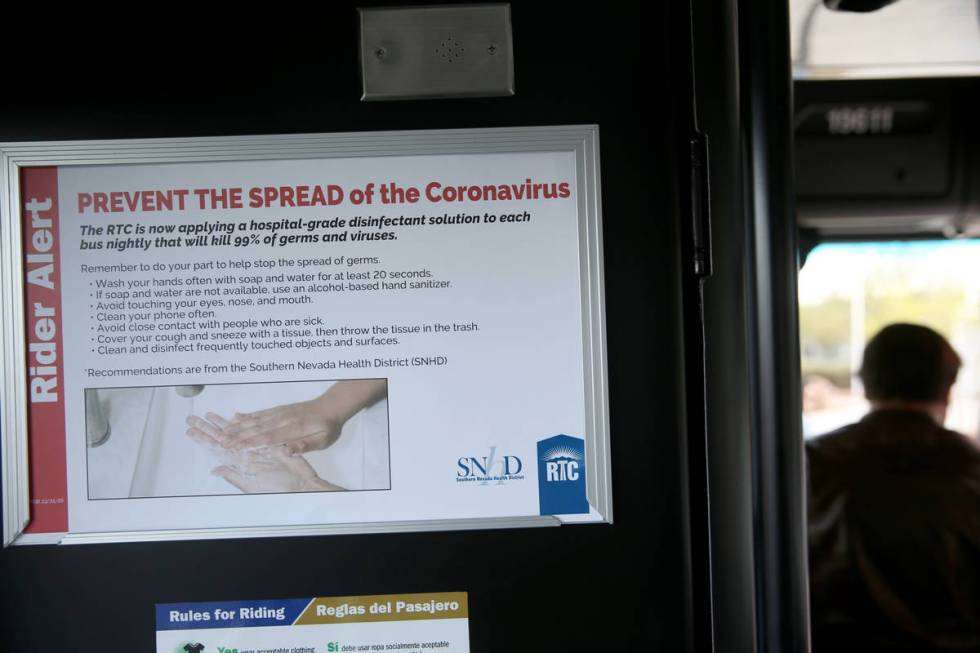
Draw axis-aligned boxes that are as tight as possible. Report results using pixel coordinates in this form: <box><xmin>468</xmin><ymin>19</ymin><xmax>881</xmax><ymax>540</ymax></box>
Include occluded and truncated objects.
<box><xmin>0</xmin><ymin>1</ymin><xmax>978</xmax><ymax>651</ymax></box>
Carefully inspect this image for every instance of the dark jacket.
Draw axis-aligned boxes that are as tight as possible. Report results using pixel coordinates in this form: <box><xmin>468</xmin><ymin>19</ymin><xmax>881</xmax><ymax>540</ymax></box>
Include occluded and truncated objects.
<box><xmin>808</xmin><ymin>409</ymin><xmax>980</xmax><ymax>652</ymax></box>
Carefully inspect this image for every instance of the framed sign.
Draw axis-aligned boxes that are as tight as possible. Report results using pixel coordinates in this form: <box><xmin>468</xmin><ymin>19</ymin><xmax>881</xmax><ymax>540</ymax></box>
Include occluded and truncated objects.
<box><xmin>0</xmin><ymin>126</ymin><xmax>610</xmax><ymax>545</ymax></box>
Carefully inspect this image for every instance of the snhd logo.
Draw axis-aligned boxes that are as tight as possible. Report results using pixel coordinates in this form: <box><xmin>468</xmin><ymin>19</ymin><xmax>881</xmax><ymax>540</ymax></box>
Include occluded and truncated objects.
<box><xmin>456</xmin><ymin>446</ymin><xmax>524</xmax><ymax>485</ymax></box>
<box><xmin>537</xmin><ymin>435</ymin><xmax>589</xmax><ymax>515</ymax></box>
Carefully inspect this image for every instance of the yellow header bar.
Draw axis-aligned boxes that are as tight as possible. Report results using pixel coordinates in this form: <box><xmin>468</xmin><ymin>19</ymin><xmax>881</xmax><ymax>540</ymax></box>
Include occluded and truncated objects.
<box><xmin>294</xmin><ymin>592</ymin><xmax>468</xmax><ymax>625</ymax></box>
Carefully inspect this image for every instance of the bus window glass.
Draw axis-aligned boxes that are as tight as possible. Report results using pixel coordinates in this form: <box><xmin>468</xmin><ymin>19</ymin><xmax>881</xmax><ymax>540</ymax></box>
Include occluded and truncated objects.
<box><xmin>799</xmin><ymin>240</ymin><xmax>980</xmax><ymax>438</ymax></box>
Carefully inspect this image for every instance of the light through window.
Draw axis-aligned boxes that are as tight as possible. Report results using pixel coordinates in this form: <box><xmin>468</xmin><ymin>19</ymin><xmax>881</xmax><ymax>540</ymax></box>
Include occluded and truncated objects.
<box><xmin>799</xmin><ymin>240</ymin><xmax>980</xmax><ymax>438</ymax></box>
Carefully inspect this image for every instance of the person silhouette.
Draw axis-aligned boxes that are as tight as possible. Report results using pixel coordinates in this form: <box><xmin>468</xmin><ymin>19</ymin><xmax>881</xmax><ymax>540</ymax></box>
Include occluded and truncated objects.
<box><xmin>807</xmin><ymin>323</ymin><xmax>980</xmax><ymax>651</ymax></box>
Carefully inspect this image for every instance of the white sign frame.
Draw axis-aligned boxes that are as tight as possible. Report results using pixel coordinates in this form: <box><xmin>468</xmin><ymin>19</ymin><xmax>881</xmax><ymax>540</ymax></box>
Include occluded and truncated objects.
<box><xmin>0</xmin><ymin>126</ymin><xmax>610</xmax><ymax>546</ymax></box>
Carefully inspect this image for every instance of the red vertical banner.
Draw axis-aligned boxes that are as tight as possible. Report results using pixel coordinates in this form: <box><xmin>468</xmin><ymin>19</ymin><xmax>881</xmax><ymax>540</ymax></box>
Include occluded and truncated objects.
<box><xmin>21</xmin><ymin>167</ymin><xmax>68</xmax><ymax>533</ymax></box>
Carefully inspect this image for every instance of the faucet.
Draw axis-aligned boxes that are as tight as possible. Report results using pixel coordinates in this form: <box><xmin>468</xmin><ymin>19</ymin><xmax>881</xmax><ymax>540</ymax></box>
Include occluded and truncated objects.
<box><xmin>174</xmin><ymin>385</ymin><xmax>205</xmax><ymax>398</ymax></box>
<box><xmin>86</xmin><ymin>386</ymin><xmax>205</xmax><ymax>448</ymax></box>
<box><xmin>85</xmin><ymin>389</ymin><xmax>110</xmax><ymax>447</ymax></box>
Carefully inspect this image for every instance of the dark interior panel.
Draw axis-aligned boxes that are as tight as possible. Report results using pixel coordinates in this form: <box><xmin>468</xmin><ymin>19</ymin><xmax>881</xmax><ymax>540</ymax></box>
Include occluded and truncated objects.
<box><xmin>0</xmin><ymin>5</ymin><xmax>700</xmax><ymax>651</ymax></box>
<box><xmin>795</xmin><ymin>78</ymin><xmax>980</xmax><ymax>237</ymax></box>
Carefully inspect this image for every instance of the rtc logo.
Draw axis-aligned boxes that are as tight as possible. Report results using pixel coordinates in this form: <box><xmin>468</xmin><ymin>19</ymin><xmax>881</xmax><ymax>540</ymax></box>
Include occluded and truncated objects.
<box><xmin>537</xmin><ymin>434</ymin><xmax>589</xmax><ymax>515</ymax></box>
<box><xmin>456</xmin><ymin>446</ymin><xmax>525</xmax><ymax>485</ymax></box>
<box><xmin>543</xmin><ymin>448</ymin><xmax>582</xmax><ymax>482</ymax></box>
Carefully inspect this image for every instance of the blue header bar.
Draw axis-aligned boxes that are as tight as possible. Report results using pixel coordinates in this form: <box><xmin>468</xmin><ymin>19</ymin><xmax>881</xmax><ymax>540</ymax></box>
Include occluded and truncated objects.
<box><xmin>156</xmin><ymin>598</ymin><xmax>312</xmax><ymax>631</ymax></box>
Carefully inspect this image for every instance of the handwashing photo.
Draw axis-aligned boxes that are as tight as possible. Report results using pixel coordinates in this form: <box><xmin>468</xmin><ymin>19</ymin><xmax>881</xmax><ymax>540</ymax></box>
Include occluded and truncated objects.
<box><xmin>85</xmin><ymin>378</ymin><xmax>390</xmax><ymax>499</ymax></box>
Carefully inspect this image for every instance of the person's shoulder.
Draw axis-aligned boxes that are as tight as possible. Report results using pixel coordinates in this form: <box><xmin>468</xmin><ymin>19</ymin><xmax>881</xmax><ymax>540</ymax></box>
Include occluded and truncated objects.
<box><xmin>808</xmin><ymin>414</ymin><xmax>980</xmax><ymax>485</ymax></box>
<box><xmin>936</xmin><ymin>425</ymin><xmax>980</xmax><ymax>475</ymax></box>
<box><xmin>805</xmin><ymin>421</ymin><xmax>863</xmax><ymax>459</ymax></box>
<box><xmin>938</xmin><ymin>423</ymin><xmax>980</xmax><ymax>452</ymax></box>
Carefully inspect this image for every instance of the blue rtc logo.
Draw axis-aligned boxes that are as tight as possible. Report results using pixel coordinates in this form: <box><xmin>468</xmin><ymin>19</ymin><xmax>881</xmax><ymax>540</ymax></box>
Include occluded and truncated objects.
<box><xmin>537</xmin><ymin>434</ymin><xmax>589</xmax><ymax>515</ymax></box>
<box><xmin>456</xmin><ymin>446</ymin><xmax>525</xmax><ymax>485</ymax></box>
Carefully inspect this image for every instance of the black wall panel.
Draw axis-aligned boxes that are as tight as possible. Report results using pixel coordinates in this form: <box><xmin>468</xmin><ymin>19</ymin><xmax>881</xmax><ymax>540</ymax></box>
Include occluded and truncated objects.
<box><xmin>1</xmin><ymin>5</ymin><xmax>697</xmax><ymax>650</ymax></box>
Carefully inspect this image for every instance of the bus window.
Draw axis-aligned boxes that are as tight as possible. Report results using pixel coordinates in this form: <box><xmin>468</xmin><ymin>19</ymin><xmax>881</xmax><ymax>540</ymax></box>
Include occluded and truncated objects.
<box><xmin>798</xmin><ymin>239</ymin><xmax>980</xmax><ymax>439</ymax></box>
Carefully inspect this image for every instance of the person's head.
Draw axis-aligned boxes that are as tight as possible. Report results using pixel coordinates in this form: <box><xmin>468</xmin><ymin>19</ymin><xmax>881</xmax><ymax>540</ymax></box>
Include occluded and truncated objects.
<box><xmin>860</xmin><ymin>323</ymin><xmax>962</xmax><ymax>422</ymax></box>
